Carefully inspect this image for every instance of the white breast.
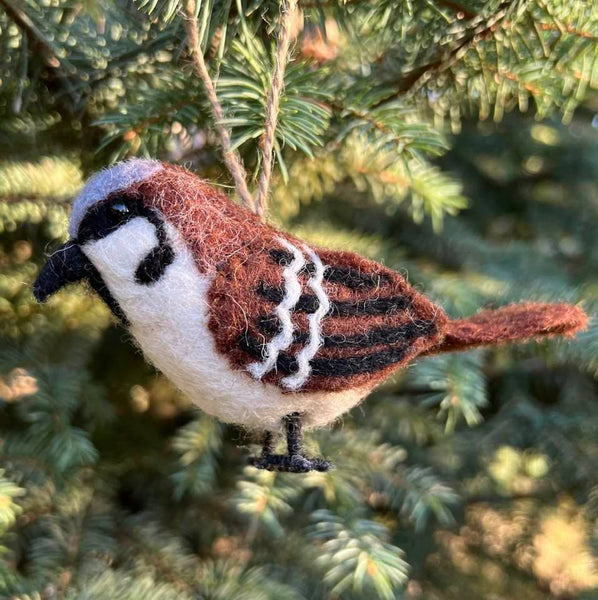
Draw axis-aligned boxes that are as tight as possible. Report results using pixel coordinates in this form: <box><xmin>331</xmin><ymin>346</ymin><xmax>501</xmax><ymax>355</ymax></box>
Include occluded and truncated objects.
<box><xmin>82</xmin><ymin>218</ymin><xmax>368</xmax><ymax>430</ymax></box>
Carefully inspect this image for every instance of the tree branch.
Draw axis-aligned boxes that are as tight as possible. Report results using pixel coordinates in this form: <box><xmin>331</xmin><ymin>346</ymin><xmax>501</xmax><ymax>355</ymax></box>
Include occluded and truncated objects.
<box><xmin>183</xmin><ymin>0</ymin><xmax>255</xmax><ymax>213</ymax></box>
<box><xmin>0</xmin><ymin>0</ymin><xmax>79</xmax><ymax>108</ymax></box>
<box><xmin>434</xmin><ymin>0</ymin><xmax>476</xmax><ymax>20</ymax></box>
<box><xmin>538</xmin><ymin>21</ymin><xmax>598</xmax><ymax>41</ymax></box>
<box><xmin>255</xmin><ymin>0</ymin><xmax>297</xmax><ymax>220</ymax></box>
<box><xmin>370</xmin><ymin>0</ymin><xmax>516</xmax><ymax>108</ymax></box>
<box><xmin>0</xmin><ymin>0</ymin><xmax>59</xmax><ymax>67</ymax></box>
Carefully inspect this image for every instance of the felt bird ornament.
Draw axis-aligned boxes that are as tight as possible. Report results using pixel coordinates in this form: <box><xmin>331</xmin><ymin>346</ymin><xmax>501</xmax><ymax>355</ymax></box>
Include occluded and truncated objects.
<box><xmin>33</xmin><ymin>160</ymin><xmax>588</xmax><ymax>473</ymax></box>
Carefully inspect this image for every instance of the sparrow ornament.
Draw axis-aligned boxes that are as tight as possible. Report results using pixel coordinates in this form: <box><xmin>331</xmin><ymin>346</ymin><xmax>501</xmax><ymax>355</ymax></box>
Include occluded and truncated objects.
<box><xmin>33</xmin><ymin>160</ymin><xmax>588</xmax><ymax>473</ymax></box>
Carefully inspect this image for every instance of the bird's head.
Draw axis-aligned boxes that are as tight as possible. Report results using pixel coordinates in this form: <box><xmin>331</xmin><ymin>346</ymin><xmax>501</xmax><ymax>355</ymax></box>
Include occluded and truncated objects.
<box><xmin>33</xmin><ymin>158</ymin><xmax>267</xmax><ymax>309</ymax></box>
<box><xmin>33</xmin><ymin>159</ymin><xmax>169</xmax><ymax>304</ymax></box>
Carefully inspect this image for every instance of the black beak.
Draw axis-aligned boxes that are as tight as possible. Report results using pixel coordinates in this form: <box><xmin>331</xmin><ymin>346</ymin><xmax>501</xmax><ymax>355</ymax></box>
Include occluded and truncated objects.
<box><xmin>33</xmin><ymin>241</ymin><xmax>91</xmax><ymax>303</ymax></box>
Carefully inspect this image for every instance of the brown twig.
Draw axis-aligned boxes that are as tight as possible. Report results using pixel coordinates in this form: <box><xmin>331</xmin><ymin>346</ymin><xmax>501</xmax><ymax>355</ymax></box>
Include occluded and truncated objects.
<box><xmin>183</xmin><ymin>0</ymin><xmax>255</xmax><ymax>212</ymax></box>
<box><xmin>255</xmin><ymin>0</ymin><xmax>297</xmax><ymax>220</ymax></box>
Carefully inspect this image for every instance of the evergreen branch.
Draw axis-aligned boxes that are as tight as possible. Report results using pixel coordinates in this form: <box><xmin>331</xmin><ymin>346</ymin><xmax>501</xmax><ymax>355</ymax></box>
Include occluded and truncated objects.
<box><xmin>86</xmin><ymin>30</ymin><xmax>182</xmax><ymax>93</ymax></box>
<box><xmin>390</xmin><ymin>466</ymin><xmax>459</xmax><ymax>529</ymax></box>
<box><xmin>408</xmin><ymin>352</ymin><xmax>488</xmax><ymax>432</ymax></box>
<box><xmin>0</xmin><ymin>0</ymin><xmax>79</xmax><ymax>108</ymax></box>
<box><xmin>299</xmin><ymin>0</ymin><xmax>361</xmax><ymax>8</ymax></box>
<box><xmin>307</xmin><ymin>510</ymin><xmax>409</xmax><ymax>599</ymax></box>
<box><xmin>0</xmin><ymin>470</ymin><xmax>24</xmax><ymax>538</ymax></box>
<box><xmin>256</xmin><ymin>0</ymin><xmax>297</xmax><ymax>220</ymax></box>
<box><xmin>116</xmin><ymin>527</ymin><xmax>197</xmax><ymax>594</ymax></box>
<box><xmin>217</xmin><ymin>36</ymin><xmax>331</xmax><ymax>174</ymax></box>
<box><xmin>171</xmin><ymin>416</ymin><xmax>222</xmax><ymax>499</ymax></box>
<box><xmin>0</xmin><ymin>195</ymin><xmax>72</xmax><ymax>204</ymax></box>
<box><xmin>183</xmin><ymin>0</ymin><xmax>255</xmax><ymax>212</ymax></box>
<box><xmin>0</xmin><ymin>0</ymin><xmax>61</xmax><ymax>69</ymax></box>
<box><xmin>331</xmin><ymin>101</ymin><xmax>447</xmax><ymax>155</ymax></box>
<box><xmin>300</xmin><ymin>0</ymin><xmax>474</xmax><ymax>16</ymax></box>
<box><xmin>434</xmin><ymin>0</ymin><xmax>477</xmax><ymax>20</ymax></box>
<box><xmin>124</xmin><ymin>99</ymin><xmax>192</xmax><ymax>137</ymax></box>
<box><xmin>232</xmin><ymin>469</ymin><xmax>299</xmax><ymax>543</ymax></box>
<box><xmin>371</xmin><ymin>0</ymin><xmax>516</xmax><ymax>108</ymax></box>
<box><xmin>538</xmin><ymin>21</ymin><xmax>598</xmax><ymax>41</ymax></box>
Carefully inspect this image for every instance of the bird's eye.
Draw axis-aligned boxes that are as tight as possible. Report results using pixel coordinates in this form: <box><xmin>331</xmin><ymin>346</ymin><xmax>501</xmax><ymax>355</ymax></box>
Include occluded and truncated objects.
<box><xmin>109</xmin><ymin>201</ymin><xmax>130</xmax><ymax>217</ymax></box>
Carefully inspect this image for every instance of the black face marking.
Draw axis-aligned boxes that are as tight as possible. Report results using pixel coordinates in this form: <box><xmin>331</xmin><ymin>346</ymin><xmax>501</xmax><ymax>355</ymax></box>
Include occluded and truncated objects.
<box><xmin>77</xmin><ymin>194</ymin><xmax>139</xmax><ymax>243</ymax></box>
<box><xmin>268</xmin><ymin>249</ymin><xmax>390</xmax><ymax>289</ymax></box>
<box><xmin>77</xmin><ymin>193</ymin><xmax>175</xmax><ymax>286</ymax></box>
<box><xmin>257</xmin><ymin>316</ymin><xmax>436</xmax><ymax>348</ymax></box>
<box><xmin>135</xmin><ymin>244</ymin><xmax>176</xmax><ymax>285</ymax></box>
<box><xmin>86</xmin><ymin>265</ymin><xmax>129</xmax><ymax>325</ymax></box>
<box><xmin>239</xmin><ymin>332</ymin><xmax>412</xmax><ymax>378</ymax></box>
<box><xmin>256</xmin><ymin>282</ymin><xmax>411</xmax><ymax>315</ymax></box>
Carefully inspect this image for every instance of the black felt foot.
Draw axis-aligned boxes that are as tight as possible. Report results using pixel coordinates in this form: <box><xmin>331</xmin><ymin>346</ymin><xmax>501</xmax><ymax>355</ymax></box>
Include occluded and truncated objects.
<box><xmin>249</xmin><ymin>413</ymin><xmax>331</xmax><ymax>473</ymax></box>
<box><xmin>248</xmin><ymin>453</ymin><xmax>332</xmax><ymax>473</ymax></box>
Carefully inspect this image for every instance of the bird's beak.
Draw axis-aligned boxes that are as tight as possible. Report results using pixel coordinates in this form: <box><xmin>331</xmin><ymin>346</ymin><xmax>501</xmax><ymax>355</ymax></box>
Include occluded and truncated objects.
<box><xmin>33</xmin><ymin>240</ymin><xmax>92</xmax><ymax>302</ymax></box>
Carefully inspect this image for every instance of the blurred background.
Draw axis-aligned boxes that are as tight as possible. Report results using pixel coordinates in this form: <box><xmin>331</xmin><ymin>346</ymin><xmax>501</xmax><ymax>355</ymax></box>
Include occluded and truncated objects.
<box><xmin>0</xmin><ymin>1</ymin><xmax>597</xmax><ymax>599</ymax></box>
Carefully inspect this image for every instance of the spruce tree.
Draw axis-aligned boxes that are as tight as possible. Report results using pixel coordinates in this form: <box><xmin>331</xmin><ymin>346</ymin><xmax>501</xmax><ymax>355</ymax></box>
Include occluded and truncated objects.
<box><xmin>0</xmin><ymin>1</ymin><xmax>597</xmax><ymax>598</ymax></box>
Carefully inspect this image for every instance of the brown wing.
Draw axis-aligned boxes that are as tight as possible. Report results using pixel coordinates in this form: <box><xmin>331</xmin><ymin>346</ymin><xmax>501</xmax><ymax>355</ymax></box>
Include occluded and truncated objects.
<box><xmin>208</xmin><ymin>236</ymin><xmax>447</xmax><ymax>393</ymax></box>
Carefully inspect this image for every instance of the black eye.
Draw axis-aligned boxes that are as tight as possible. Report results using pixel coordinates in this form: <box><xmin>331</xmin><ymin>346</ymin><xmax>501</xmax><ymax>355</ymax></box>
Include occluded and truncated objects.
<box><xmin>109</xmin><ymin>201</ymin><xmax>130</xmax><ymax>217</ymax></box>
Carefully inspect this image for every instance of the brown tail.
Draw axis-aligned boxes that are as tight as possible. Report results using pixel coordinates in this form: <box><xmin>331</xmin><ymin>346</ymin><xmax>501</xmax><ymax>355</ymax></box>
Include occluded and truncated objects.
<box><xmin>428</xmin><ymin>302</ymin><xmax>588</xmax><ymax>355</ymax></box>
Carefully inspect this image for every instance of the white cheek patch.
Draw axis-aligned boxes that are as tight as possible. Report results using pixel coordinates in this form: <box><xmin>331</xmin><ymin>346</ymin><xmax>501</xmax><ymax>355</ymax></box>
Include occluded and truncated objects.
<box><xmin>83</xmin><ymin>217</ymin><xmax>158</xmax><ymax>284</ymax></box>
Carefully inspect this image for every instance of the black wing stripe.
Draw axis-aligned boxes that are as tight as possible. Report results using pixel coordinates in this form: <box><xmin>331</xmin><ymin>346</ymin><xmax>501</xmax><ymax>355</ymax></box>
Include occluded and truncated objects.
<box><xmin>269</xmin><ymin>249</ymin><xmax>390</xmax><ymax>289</ymax></box>
<box><xmin>239</xmin><ymin>333</ymin><xmax>410</xmax><ymax>377</ymax></box>
<box><xmin>256</xmin><ymin>282</ymin><xmax>411</xmax><ymax>315</ymax></box>
<box><xmin>325</xmin><ymin>267</ymin><xmax>389</xmax><ymax>290</ymax></box>
<box><xmin>257</xmin><ymin>316</ymin><xmax>436</xmax><ymax>348</ymax></box>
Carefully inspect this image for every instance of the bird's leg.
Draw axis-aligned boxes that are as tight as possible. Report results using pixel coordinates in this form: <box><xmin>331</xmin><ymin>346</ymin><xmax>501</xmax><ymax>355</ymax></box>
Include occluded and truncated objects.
<box><xmin>261</xmin><ymin>430</ymin><xmax>277</xmax><ymax>456</ymax></box>
<box><xmin>282</xmin><ymin>412</ymin><xmax>331</xmax><ymax>472</ymax></box>
<box><xmin>248</xmin><ymin>412</ymin><xmax>331</xmax><ymax>473</ymax></box>
<box><xmin>285</xmin><ymin>412</ymin><xmax>303</xmax><ymax>457</ymax></box>
<box><xmin>247</xmin><ymin>430</ymin><xmax>278</xmax><ymax>470</ymax></box>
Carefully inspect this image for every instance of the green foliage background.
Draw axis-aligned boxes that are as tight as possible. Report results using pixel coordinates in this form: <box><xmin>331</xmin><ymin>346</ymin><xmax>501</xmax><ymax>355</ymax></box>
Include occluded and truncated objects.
<box><xmin>0</xmin><ymin>1</ymin><xmax>597</xmax><ymax>598</ymax></box>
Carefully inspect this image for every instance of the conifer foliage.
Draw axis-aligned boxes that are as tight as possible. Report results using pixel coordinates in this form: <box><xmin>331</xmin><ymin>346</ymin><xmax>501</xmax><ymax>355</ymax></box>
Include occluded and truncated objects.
<box><xmin>0</xmin><ymin>1</ymin><xmax>597</xmax><ymax>598</ymax></box>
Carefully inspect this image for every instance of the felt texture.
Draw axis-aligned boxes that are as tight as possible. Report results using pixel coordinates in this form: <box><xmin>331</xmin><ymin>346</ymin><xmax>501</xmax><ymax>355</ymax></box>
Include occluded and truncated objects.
<box><xmin>76</xmin><ymin>192</ymin><xmax>176</xmax><ymax>285</ymax></box>
<box><xmin>247</xmin><ymin>238</ymin><xmax>307</xmax><ymax>381</ymax></box>
<box><xmin>36</xmin><ymin>159</ymin><xmax>588</xmax><ymax>432</ymax></box>
<box><xmin>207</xmin><ymin>236</ymin><xmax>445</xmax><ymax>393</ymax></box>
<box><xmin>33</xmin><ymin>239</ymin><xmax>129</xmax><ymax>324</ymax></box>
<box><xmin>79</xmin><ymin>215</ymin><xmax>369</xmax><ymax>429</ymax></box>
<box><xmin>427</xmin><ymin>302</ymin><xmax>588</xmax><ymax>354</ymax></box>
<box><xmin>281</xmin><ymin>244</ymin><xmax>330</xmax><ymax>391</ymax></box>
<box><xmin>69</xmin><ymin>159</ymin><xmax>162</xmax><ymax>237</ymax></box>
<box><xmin>112</xmin><ymin>163</ymin><xmax>447</xmax><ymax>394</ymax></box>
<box><xmin>248</xmin><ymin>413</ymin><xmax>332</xmax><ymax>472</ymax></box>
